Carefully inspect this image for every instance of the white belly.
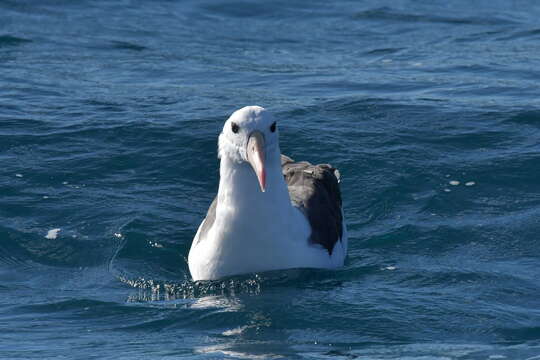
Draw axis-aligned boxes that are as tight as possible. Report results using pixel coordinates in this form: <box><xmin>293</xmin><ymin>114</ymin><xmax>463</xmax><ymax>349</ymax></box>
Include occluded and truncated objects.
<box><xmin>188</xmin><ymin>207</ymin><xmax>347</xmax><ymax>281</ymax></box>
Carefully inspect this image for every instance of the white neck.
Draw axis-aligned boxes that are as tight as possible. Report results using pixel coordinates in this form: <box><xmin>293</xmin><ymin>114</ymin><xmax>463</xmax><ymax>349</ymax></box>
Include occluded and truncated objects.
<box><xmin>216</xmin><ymin>149</ymin><xmax>291</xmax><ymax>218</ymax></box>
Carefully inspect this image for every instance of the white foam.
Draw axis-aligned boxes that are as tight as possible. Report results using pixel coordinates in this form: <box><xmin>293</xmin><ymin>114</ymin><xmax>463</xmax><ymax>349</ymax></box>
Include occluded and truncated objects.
<box><xmin>465</xmin><ymin>181</ymin><xmax>476</xmax><ymax>186</ymax></box>
<box><xmin>222</xmin><ymin>326</ymin><xmax>248</xmax><ymax>336</ymax></box>
<box><xmin>45</xmin><ymin>228</ymin><xmax>61</xmax><ymax>239</ymax></box>
<box><xmin>15</xmin><ymin>173</ymin><xmax>23</xmax><ymax>178</ymax></box>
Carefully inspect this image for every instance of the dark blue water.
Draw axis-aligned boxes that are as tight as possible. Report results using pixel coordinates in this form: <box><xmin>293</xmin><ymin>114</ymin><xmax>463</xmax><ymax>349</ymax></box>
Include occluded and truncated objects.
<box><xmin>2</xmin><ymin>0</ymin><xmax>540</xmax><ymax>358</ymax></box>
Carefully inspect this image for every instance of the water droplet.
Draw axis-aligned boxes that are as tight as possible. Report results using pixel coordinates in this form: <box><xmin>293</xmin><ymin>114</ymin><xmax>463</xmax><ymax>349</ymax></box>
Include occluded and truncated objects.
<box><xmin>449</xmin><ymin>180</ymin><xmax>460</xmax><ymax>186</ymax></box>
<box><xmin>15</xmin><ymin>173</ymin><xmax>23</xmax><ymax>178</ymax></box>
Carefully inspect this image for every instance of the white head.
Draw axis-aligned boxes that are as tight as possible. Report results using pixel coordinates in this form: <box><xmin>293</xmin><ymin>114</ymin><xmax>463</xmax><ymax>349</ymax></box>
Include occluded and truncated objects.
<box><xmin>218</xmin><ymin>106</ymin><xmax>280</xmax><ymax>192</ymax></box>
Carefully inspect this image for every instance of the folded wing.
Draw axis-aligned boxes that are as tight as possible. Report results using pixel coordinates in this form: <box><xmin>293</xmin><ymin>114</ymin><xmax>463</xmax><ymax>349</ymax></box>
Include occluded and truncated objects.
<box><xmin>281</xmin><ymin>155</ymin><xmax>343</xmax><ymax>255</ymax></box>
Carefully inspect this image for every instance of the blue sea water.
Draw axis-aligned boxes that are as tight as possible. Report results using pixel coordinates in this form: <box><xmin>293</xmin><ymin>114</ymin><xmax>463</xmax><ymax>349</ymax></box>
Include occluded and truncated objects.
<box><xmin>1</xmin><ymin>0</ymin><xmax>540</xmax><ymax>358</ymax></box>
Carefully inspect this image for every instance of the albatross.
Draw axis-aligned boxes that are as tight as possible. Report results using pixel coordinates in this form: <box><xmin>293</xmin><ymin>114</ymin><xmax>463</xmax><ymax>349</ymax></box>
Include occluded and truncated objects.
<box><xmin>188</xmin><ymin>106</ymin><xmax>348</xmax><ymax>281</ymax></box>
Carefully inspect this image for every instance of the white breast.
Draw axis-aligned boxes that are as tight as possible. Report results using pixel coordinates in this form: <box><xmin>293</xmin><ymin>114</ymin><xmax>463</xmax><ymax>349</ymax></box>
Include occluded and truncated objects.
<box><xmin>188</xmin><ymin>156</ymin><xmax>347</xmax><ymax>281</ymax></box>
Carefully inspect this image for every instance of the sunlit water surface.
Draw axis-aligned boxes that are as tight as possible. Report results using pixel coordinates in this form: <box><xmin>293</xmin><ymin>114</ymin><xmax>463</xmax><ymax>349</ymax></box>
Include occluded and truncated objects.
<box><xmin>1</xmin><ymin>1</ymin><xmax>540</xmax><ymax>359</ymax></box>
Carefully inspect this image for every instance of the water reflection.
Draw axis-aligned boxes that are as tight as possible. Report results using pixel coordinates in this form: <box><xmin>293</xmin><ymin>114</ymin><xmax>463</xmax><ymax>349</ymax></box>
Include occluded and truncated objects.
<box><xmin>119</xmin><ymin>273</ymin><xmax>305</xmax><ymax>358</ymax></box>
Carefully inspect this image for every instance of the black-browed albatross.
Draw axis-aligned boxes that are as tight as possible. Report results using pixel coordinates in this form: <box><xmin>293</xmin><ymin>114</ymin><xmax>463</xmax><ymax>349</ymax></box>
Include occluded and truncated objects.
<box><xmin>188</xmin><ymin>106</ymin><xmax>347</xmax><ymax>281</ymax></box>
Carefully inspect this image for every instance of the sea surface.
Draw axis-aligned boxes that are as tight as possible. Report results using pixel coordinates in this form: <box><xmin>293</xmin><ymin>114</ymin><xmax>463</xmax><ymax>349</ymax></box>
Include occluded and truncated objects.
<box><xmin>1</xmin><ymin>0</ymin><xmax>540</xmax><ymax>359</ymax></box>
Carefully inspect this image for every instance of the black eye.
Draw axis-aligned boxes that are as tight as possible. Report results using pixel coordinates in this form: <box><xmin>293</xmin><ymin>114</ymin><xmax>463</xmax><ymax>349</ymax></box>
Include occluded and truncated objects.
<box><xmin>231</xmin><ymin>122</ymin><xmax>239</xmax><ymax>133</ymax></box>
<box><xmin>270</xmin><ymin>122</ymin><xmax>276</xmax><ymax>133</ymax></box>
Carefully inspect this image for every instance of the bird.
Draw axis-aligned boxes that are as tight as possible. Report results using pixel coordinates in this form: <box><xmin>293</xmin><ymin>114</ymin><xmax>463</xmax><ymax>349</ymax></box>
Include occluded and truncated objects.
<box><xmin>188</xmin><ymin>106</ymin><xmax>347</xmax><ymax>281</ymax></box>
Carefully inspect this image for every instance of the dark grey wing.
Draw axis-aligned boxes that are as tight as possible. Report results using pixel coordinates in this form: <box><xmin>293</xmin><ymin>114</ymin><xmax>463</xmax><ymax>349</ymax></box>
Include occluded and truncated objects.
<box><xmin>196</xmin><ymin>196</ymin><xmax>217</xmax><ymax>245</ymax></box>
<box><xmin>281</xmin><ymin>154</ymin><xmax>343</xmax><ymax>255</ymax></box>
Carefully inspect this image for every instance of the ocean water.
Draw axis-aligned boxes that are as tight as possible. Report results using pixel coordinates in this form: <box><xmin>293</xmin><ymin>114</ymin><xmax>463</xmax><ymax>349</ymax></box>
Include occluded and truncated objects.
<box><xmin>1</xmin><ymin>0</ymin><xmax>540</xmax><ymax>358</ymax></box>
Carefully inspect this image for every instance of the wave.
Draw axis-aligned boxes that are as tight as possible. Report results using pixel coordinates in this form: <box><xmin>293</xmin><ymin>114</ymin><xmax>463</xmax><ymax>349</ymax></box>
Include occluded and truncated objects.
<box><xmin>0</xmin><ymin>224</ymin><xmax>120</xmax><ymax>268</ymax></box>
<box><xmin>0</xmin><ymin>35</ymin><xmax>32</xmax><ymax>48</ymax></box>
<box><xmin>352</xmin><ymin>7</ymin><xmax>518</xmax><ymax>26</ymax></box>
